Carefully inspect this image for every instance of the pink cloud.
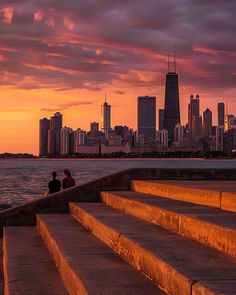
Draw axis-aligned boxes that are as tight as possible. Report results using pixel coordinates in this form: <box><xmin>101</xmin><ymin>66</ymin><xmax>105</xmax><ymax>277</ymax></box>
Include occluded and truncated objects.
<box><xmin>64</xmin><ymin>16</ymin><xmax>75</xmax><ymax>30</ymax></box>
<box><xmin>34</xmin><ymin>11</ymin><xmax>43</xmax><ymax>23</ymax></box>
<box><xmin>2</xmin><ymin>7</ymin><xmax>14</xmax><ymax>24</ymax></box>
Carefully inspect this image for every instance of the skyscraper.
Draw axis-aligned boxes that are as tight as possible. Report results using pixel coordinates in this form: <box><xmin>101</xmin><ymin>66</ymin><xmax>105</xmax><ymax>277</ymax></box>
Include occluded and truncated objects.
<box><xmin>39</xmin><ymin>118</ymin><xmax>50</xmax><ymax>156</ymax></box>
<box><xmin>174</xmin><ymin>124</ymin><xmax>184</xmax><ymax>147</ymax></box>
<box><xmin>158</xmin><ymin>109</ymin><xmax>165</xmax><ymax>131</ymax></box>
<box><xmin>218</xmin><ymin>102</ymin><xmax>225</xmax><ymax>126</ymax></box>
<box><xmin>188</xmin><ymin>94</ymin><xmax>200</xmax><ymax>137</ymax></box>
<box><xmin>48</xmin><ymin>112</ymin><xmax>63</xmax><ymax>156</ymax></box>
<box><xmin>60</xmin><ymin>127</ymin><xmax>73</xmax><ymax>156</ymax></box>
<box><xmin>90</xmin><ymin>122</ymin><xmax>99</xmax><ymax>133</ymax></box>
<box><xmin>101</xmin><ymin>98</ymin><xmax>111</xmax><ymax>138</ymax></box>
<box><xmin>216</xmin><ymin>125</ymin><xmax>224</xmax><ymax>152</ymax></box>
<box><xmin>137</xmin><ymin>96</ymin><xmax>156</xmax><ymax>143</ymax></box>
<box><xmin>203</xmin><ymin>108</ymin><xmax>212</xmax><ymax>139</ymax></box>
<box><xmin>164</xmin><ymin>57</ymin><xmax>180</xmax><ymax>142</ymax></box>
<box><xmin>192</xmin><ymin>115</ymin><xmax>203</xmax><ymax>142</ymax></box>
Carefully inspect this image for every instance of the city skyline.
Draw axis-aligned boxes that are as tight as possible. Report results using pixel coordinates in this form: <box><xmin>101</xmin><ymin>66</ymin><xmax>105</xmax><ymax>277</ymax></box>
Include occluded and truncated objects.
<box><xmin>0</xmin><ymin>1</ymin><xmax>236</xmax><ymax>154</ymax></box>
<box><xmin>38</xmin><ymin>91</ymin><xmax>236</xmax><ymax>157</ymax></box>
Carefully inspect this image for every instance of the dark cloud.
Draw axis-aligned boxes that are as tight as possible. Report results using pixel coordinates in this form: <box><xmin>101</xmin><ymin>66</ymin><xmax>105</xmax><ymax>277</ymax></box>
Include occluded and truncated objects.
<box><xmin>40</xmin><ymin>100</ymin><xmax>93</xmax><ymax>112</ymax></box>
<box><xmin>0</xmin><ymin>0</ymin><xmax>235</xmax><ymax>95</ymax></box>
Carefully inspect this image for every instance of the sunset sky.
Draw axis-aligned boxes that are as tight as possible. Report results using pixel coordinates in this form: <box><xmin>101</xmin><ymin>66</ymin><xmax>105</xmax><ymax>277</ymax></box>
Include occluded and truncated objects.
<box><xmin>0</xmin><ymin>1</ymin><xmax>236</xmax><ymax>154</ymax></box>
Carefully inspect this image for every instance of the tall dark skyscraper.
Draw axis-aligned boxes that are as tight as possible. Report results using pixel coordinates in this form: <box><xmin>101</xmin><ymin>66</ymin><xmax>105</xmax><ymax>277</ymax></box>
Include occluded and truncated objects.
<box><xmin>203</xmin><ymin>108</ymin><xmax>212</xmax><ymax>138</ymax></box>
<box><xmin>39</xmin><ymin>118</ymin><xmax>50</xmax><ymax>156</ymax></box>
<box><xmin>218</xmin><ymin>102</ymin><xmax>225</xmax><ymax>126</ymax></box>
<box><xmin>158</xmin><ymin>109</ymin><xmax>165</xmax><ymax>131</ymax></box>
<box><xmin>101</xmin><ymin>98</ymin><xmax>111</xmax><ymax>138</ymax></box>
<box><xmin>138</xmin><ymin>96</ymin><xmax>156</xmax><ymax>143</ymax></box>
<box><xmin>164</xmin><ymin>57</ymin><xmax>180</xmax><ymax>142</ymax></box>
<box><xmin>188</xmin><ymin>94</ymin><xmax>200</xmax><ymax>137</ymax></box>
<box><xmin>48</xmin><ymin>112</ymin><xmax>63</xmax><ymax>156</ymax></box>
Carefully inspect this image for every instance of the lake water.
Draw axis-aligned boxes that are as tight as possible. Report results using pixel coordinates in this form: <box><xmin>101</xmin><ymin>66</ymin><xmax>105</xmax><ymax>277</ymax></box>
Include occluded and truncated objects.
<box><xmin>0</xmin><ymin>158</ymin><xmax>236</xmax><ymax>206</ymax></box>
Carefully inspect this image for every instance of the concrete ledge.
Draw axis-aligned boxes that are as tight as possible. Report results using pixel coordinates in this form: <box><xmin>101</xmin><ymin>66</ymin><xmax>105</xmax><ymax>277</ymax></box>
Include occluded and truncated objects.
<box><xmin>192</xmin><ymin>281</ymin><xmax>236</xmax><ymax>295</ymax></box>
<box><xmin>101</xmin><ymin>191</ymin><xmax>236</xmax><ymax>258</ymax></box>
<box><xmin>221</xmin><ymin>192</ymin><xmax>236</xmax><ymax>212</ymax></box>
<box><xmin>37</xmin><ymin>214</ymin><xmax>162</xmax><ymax>295</ymax></box>
<box><xmin>131</xmin><ymin>180</ymin><xmax>221</xmax><ymax>208</ymax></box>
<box><xmin>0</xmin><ymin>168</ymin><xmax>236</xmax><ymax>233</ymax></box>
<box><xmin>70</xmin><ymin>202</ymin><xmax>236</xmax><ymax>295</ymax></box>
<box><xmin>3</xmin><ymin>227</ymin><xmax>66</xmax><ymax>295</ymax></box>
<box><xmin>0</xmin><ymin>240</ymin><xmax>3</xmax><ymax>295</ymax></box>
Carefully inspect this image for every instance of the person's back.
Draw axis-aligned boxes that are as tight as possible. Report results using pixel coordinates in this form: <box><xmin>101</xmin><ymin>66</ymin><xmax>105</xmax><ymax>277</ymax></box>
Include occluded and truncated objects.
<box><xmin>62</xmin><ymin>169</ymin><xmax>75</xmax><ymax>189</ymax></box>
<box><xmin>48</xmin><ymin>172</ymin><xmax>61</xmax><ymax>195</ymax></box>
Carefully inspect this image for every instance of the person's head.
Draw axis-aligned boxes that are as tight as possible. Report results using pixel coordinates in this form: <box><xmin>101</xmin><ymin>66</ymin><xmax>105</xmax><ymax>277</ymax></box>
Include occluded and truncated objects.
<box><xmin>64</xmin><ymin>169</ymin><xmax>71</xmax><ymax>177</ymax></box>
<box><xmin>52</xmin><ymin>171</ymin><xmax>57</xmax><ymax>179</ymax></box>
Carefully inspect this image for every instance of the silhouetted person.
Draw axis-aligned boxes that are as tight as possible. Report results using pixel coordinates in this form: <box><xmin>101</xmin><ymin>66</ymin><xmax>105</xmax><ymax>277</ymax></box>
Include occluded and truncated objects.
<box><xmin>47</xmin><ymin>171</ymin><xmax>61</xmax><ymax>195</ymax></box>
<box><xmin>62</xmin><ymin>169</ymin><xmax>75</xmax><ymax>189</ymax></box>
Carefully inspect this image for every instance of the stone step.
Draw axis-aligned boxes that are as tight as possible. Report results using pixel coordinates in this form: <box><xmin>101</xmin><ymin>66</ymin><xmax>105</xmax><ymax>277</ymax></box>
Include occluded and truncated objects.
<box><xmin>131</xmin><ymin>180</ymin><xmax>224</xmax><ymax>208</ymax></box>
<box><xmin>70</xmin><ymin>202</ymin><xmax>236</xmax><ymax>295</ymax></box>
<box><xmin>101</xmin><ymin>191</ymin><xmax>236</xmax><ymax>257</ymax></box>
<box><xmin>3</xmin><ymin>227</ymin><xmax>67</xmax><ymax>295</ymax></box>
<box><xmin>37</xmin><ymin>214</ymin><xmax>164</xmax><ymax>295</ymax></box>
<box><xmin>0</xmin><ymin>240</ymin><xmax>3</xmax><ymax>294</ymax></box>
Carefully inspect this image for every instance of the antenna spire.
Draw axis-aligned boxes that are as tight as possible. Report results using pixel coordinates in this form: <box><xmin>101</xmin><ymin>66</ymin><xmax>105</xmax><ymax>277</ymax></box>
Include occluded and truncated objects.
<box><xmin>168</xmin><ymin>54</ymin><xmax>170</xmax><ymax>72</ymax></box>
<box><xmin>174</xmin><ymin>49</ymin><xmax>176</xmax><ymax>73</ymax></box>
<box><xmin>105</xmin><ymin>92</ymin><xmax>107</xmax><ymax>103</ymax></box>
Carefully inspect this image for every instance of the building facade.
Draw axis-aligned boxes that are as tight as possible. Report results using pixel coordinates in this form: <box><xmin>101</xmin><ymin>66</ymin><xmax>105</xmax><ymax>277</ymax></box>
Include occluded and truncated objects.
<box><xmin>39</xmin><ymin>118</ymin><xmax>50</xmax><ymax>156</ymax></box>
<box><xmin>218</xmin><ymin>102</ymin><xmax>225</xmax><ymax>126</ymax></box>
<box><xmin>203</xmin><ymin>108</ymin><xmax>212</xmax><ymax>139</ymax></box>
<box><xmin>188</xmin><ymin>94</ymin><xmax>200</xmax><ymax>137</ymax></box>
<box><xmin>101</xmin><ymin>100</ymin><xmax>111</xmax><ymax>138</ymax></box>
<box><xmin>164</xmin><ymin>71</ymin><xmax>180</xmax><ymax>142</ymax></box>
<box><xmin>48</xmin><ymin>112</ymin><xmax>63</xmax><ymax>156</ymax></box>
<box><xmin>137</xmin><ymin>96</ymin><xmax>156</xmax><ymax>144</ymax></box>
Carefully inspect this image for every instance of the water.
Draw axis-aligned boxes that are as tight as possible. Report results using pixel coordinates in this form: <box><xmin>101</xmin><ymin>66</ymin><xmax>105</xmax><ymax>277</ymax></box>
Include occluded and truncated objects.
<box><xmin>0</xmin><ymin>158</ymin><xmax>236</xmax><ymax>206</ymax></box>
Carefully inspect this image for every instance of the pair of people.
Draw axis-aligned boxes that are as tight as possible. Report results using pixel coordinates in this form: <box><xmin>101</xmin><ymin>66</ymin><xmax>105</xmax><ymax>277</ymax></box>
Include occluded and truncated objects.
<box><xmin>47</xmin><ymin>169</ymin><xmax>75</xmax><ymax>195</ymax></box>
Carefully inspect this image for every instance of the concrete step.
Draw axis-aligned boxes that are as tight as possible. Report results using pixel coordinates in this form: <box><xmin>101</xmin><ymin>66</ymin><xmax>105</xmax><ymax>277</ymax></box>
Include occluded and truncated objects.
<box><xmin>3</xmin><ymin>227</ymin><xmax>67</xmax><ymax>295</ymax></box>
<box><xmin>101</xmin><ymin>191</ymin><xmax>236</xmax><ymax>257</ymax></box>
<box><xmin>0</xmin><ymin>240</ymin><xmax>3</xmax><ymax>295</ymax></box>
<box><xmin>70</xmin><ymin>202</ymin><xmax>236</xmax><ymax>295</ymax></box>
<box><xmin>37</xmin><ymin>214</ymin><xmax>165</xmax><ymax>295</ymax></box>
<box><xmin>131</xmin><ymin>180</ymin><xmax>236</xmax><ymax>213</ymax></box>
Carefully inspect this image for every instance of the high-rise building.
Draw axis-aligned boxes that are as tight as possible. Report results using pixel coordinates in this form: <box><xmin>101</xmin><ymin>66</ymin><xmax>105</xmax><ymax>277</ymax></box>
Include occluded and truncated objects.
<box><xmin>224</xmin><ymin>114</ymin><xmax>235</xmax><ymax>132</ymax></box>
<box><xmin>101</xmin><ymin>99</ymin><xmax>111</xmax><ymax>138</ymax></box>
<box><xmin>90</xmin><ymin>122</ymin><xmax>99</xmax><ymax>133</ymax></box>
<box><xmin>192</xmin><ymin>115</ymin><xmax>203</xmax><ymax>142</ymax></box>
<box><xmin>39</xmin><ymin>118</ymin><xmax>50</xmax><ymax>156</ymax></box>
<box><xmin>174</xmin><ymin>124</ymin><xmax>184</xmax><ymax>147</ymax></box>
<box><xmin>74</xmin><ymin>129</ymin><xmax>86</xmax><ymax>153</ymax></box>
<box><xmin>114</xmin><ymin>125</ymin><xmax>129</xmax><ymax>138</ymax></box>
<box><xmin>218</xmin><ymin>103</ymin><xmax>225</xmax><ymax>126</ymax></box>
<box><xmin>188</xmin><ymin>94</ymin><xmax>200</xmax><ymax>137</ymax></box>
<box><xmin>48</xmin><ymin>112</ymin><xmax>63</xmax><ymax>156</ymax></box>
<box><xmin>164</xmin><ymin>58</ymin><xmax>180</xmax><ymax>142</ymax></box>
<box><xmin>60</xmin><ymin>127</ymin><xmax>73</xmax><ymax>156</ymax></box>
<box><xmin>216</xmin><ymin>125</ymin><xmax>224</xmax><ymax>152</ymax></box>
<box><xmin>158</xmin><ymin>109</ymin><xmax>165</xmax><ymax>131</ymax></box>
<box><xmin>203</xmin><ymin>108</ymin><xmax>212</xmax><ymax>139</ymax></box>
<box><xmin>137</xmin><ymin>96</ymin><xmax>156</xmax><ymax>143</ymax></box>
<box><xmin>158</xmin><ymin>129</ymin><xmax>169</xmax><ymax>148</ymax></box>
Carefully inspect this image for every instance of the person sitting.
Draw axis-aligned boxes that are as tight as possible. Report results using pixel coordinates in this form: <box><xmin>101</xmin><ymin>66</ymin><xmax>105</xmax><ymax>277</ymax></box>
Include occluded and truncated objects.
<box><xmin>47</xmin><ymin>171</ymin><xmax>61</xmax><ymax>195</ymax></box>
<box><xmin>62</xmin><ymin>169</ymin><xmax>75</xmax><ymax>190</ymax></box>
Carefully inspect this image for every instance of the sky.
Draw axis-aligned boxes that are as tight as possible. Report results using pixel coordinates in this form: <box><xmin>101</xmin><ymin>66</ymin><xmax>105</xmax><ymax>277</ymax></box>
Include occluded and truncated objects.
<box><xmin>0</xmin><ymin>0</ymin><xmax>236</xmax><ymax>154</ymax></box>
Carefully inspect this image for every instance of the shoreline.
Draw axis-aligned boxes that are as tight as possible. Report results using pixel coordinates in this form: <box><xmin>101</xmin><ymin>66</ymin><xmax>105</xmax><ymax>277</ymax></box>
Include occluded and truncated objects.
<box><xmin>0</xmin><ymin>157</ymin><xmax>236</xmax><ymax>161</ymax></box>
